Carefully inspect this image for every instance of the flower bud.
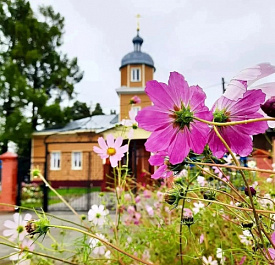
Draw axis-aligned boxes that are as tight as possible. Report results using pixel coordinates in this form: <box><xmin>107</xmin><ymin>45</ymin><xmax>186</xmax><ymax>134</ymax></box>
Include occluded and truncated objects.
<box><xmin>25</xmin><ymin>215</ymin><xmax>50</xmax><ymax>239</ymax></box>
<box><xmin>203</xmin><ymin>190</ymin><xmax>216</xmax><ymax>200</ymax></box>
<box><xmin>261</xmin><ymin>96</ymin><xmax>275</xmax><ymax>118</ymax></box>
<box><xmin>244</xmin><ymin>186</ymin><xmax>256</xmax><ymax>197</ymax></box>
<box><xmin>164</xmin><ymin>190</ymin><xmax>180</xmax><ymax>208</ymax></box>
<box><xmin>182</xmin><ymin>216</ymin><xmax>194</xmax><ymax>226</ymax></box>
<box><xmin>242</xmin><ymin>222</ymin><xmax>253</xmax><ymax>229</ymax></box>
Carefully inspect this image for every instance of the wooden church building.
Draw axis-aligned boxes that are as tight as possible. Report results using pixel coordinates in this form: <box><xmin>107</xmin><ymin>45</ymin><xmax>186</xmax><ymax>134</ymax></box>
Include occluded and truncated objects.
<box><xmin>31</xmin><ymin>29</ymin><xmax>156</xmax><ymax>190</ymax></box>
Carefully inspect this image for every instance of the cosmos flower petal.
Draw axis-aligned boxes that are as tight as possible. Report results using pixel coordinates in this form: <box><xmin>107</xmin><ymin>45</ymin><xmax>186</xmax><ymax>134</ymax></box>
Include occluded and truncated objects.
<box><xmin>106</xmin><ymin>134</ymin><xmax>115</xmax><ymax>147</ymax></box>
<box><xmin>227</xmin><ymin>90</ymin><xmax>266</xmax><ymax>117</ymax></box>
<box><xmin>93</xmin><ymin>146</ymin><xmax>105</xmax><ymax>155</ymax></box>
<box><xmin>151</xmin><ymin>164</ymin><xmax>168</xmax><ymax>179</ymax></box>
<box><xmin>117</xmin><ymin>144</ymin><xmax>128</xmax><ymax>155</ymax></box>
<box><xmin>13</xmin><ymin>213</ymin><xmax>21</xmax><ymax>224</ymax></box>
<box><xmin>188</xmin><ymin>85</ymin><xmax>207</xmax><ymax>111</ymax></box>
<box><xmin>114</xmin><ymin>137</ymin><xmax>123</xmax><ymax>149</ymax></box>
<box><xmin>109</xmin><ymin>155</ymin><xmax>118</xmax><ymax>167</ymax></box>
<box><xmin>136</xmin><ymin>106</ymin><xmax>171</xmax><ymax>131</ymax></box>
<box><xmin>233</xmin><ymin>63</ymin><xmax>275</xmax><ymax>86</ymax></box>
<box><xmin>98</xmin><ymin>137</ymin><xmax>108</xmax><ymax>151</ymax></box>
<box><xmin>189</xmin><ymin>123</ymin><xmax>209</xmax><ymax>154</ymax></box>
<box><xmin>223</xmin><ymin>63</ymin><xmax>275</xmax><ymax>100</ymax></box>
<box><xmin>168</xmin><ymin>130</ymin><xmax>190</xmax><ymax>164</ymax></box>
<box><xmin>4</xmin><ymin>220</ymin><xmax>17</xmax><ymax>229</ymax></box>
<box><xmin>168</xmin><ymin>72</ymin><xmax>190</xmax><ymax>106</ymax></box>
<box><xmin>98</xmin><ymin>205</ymin><xmax>104</xmax><ymax>212</ymax></box>
<box><xmin>223</xmin><ymin>79</ymin><xmax>247</xmax><ymax>101</ymax></box>
<box><xmin>24</xmin><ymin>214</ymin><xmax>32</xmax><ymax>223</ymax></box>
<box><xmin>149</xmin><ymin>151</ymin><xmax>167</xmax><ymax>166</ymax></box>
<box><xmin>223</xmin><ymin>127</ymin><xmax>253</xmax><ymax>157</ymax></box>
<box><xmin>3</xmin><ymin>229</ymin><xmax>15</xmax><ymax>237</ymax></box>
<box><xmin>145</xmin><ymin>125</ymin><xmax>176</xmax><ymax>152</ymax></box>
<box><xmin>208</xmin><ymin>129</ymin><xmax>227</xmax><ymax>158</ymax></box>
<box><xmin>145</xmin><ymin>80</ymin><xmax>175</xmax><ymax>109</ymax></box>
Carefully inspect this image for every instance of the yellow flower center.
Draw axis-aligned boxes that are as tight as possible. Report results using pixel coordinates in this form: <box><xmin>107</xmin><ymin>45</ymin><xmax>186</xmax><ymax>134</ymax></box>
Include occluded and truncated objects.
<box><xmin>107</xmin><ymin>147</ymin><xmax>116</xmax><ymax>156</ymax></box>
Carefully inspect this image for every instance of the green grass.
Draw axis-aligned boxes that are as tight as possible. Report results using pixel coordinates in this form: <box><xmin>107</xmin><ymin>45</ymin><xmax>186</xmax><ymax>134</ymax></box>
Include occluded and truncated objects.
<box><xmin>48</xmin><ymin>187</ymin><xmax>101</xmax><ymax>196</ymax></box>
<box><xmin>21</xmin><ymin>187</ymin><xmax>102</xmax><ymax>208</ymax></box>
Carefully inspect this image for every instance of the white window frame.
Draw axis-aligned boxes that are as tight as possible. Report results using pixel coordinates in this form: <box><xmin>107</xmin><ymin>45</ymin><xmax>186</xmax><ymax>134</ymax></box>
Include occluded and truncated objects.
<box><xmin>131</xmin><ymin>68</ymin><xmax>141</xmax><ymax>82</ymax></box>
<box><xmin>71</xmin><ymin>151</ymin><xmax>82</xmax><ymax>170</ymax></box>
<box><xmin>50</xmin><ymin>151</ymin><xmax>61</xmax><ymax>170</ymax></box>
<box><xmin>131</xmin><ymin>106</ymin><xmax>141</xmax><ymax>118</ymax></box>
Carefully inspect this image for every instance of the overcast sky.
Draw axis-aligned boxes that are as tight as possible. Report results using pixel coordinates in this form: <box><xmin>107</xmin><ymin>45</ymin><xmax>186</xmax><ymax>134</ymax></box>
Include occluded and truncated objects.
<box><xmin>29</xmin><ymin>0</ymin><xmax>275</xmax><ymax>113</ymax></box>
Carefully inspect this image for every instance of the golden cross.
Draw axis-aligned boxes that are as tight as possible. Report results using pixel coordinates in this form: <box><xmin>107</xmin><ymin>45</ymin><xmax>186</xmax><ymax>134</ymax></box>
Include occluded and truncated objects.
<box><xmin>136</xmin><ymin>14</ymin><xmax>141</xmax><ymax>31</ymax></box>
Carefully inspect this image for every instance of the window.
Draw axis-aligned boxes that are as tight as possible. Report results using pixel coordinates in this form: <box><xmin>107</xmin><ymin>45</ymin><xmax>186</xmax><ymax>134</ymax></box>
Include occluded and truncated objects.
<box><xmin>50</xmin><ymin>152</ymin><xmax>61</xmax><ymax>170</ymax></box>
<box><xmin>131</xmin><ymin>68</ymin><xmax>141</xmax><ymax>82</ymax></box>
<box><xmin>72</xmin><ymin>152</ymin><xmax>82</xmax><ymax>170</ymax></box>
<box><xmin>131</xmin><ymin>106</ymin><xmax>141</xmax><ymax>118</ymax></box>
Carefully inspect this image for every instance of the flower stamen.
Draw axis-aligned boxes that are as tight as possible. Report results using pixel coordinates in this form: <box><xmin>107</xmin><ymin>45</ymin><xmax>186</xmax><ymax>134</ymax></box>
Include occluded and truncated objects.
<box><xmin>107</xmin><ymin>147</ymin><xmax>116</xmax><ymax>156</ymax></box>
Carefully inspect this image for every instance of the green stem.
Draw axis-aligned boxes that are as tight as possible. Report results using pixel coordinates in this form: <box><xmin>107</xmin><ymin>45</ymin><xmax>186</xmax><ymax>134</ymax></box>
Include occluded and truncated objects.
<box><xmin>181</xmin><ymin>196</ymin><xmax>275</xmax><ymax>214</ymax></box>
<box><xmin>179</xmin><ymin>188</ymin><xmax>188</xmax><ymax>265</ymax></box>
<box><xmin>0</xmin><ymin>242</ymin><xmax>78</xmax><ymax>265</ymax></box>
<box><xmin>187</xmin><ymin>161</ymin><xmax>275</xmax><ymax>174</ymax></box>
<box><xmin>212</xmin><ymin>126</ymin><xmax>271</xmax><ymax>261</ymax></box>
<box><xmin>38</xmin><ymin>173</ymin><xmax>81</xmax><ymax>220</ymax></box>
<box><xmin>194</xmin><ymin>116</ymin><xmax>275</xmax><ymax>126</ymax></box>
<box><xmin>48</xmin><ymin>224</ymin><xmax>153</xmax><ymax>265</ymax></box>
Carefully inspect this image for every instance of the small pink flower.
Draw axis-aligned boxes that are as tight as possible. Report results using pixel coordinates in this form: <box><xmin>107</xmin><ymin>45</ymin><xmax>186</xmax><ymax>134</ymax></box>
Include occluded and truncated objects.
<box><xmin>130</xmin><ymin>95</ymin><xmax>141</xmax><ymax>104</ymax></box>
<box><xmin>145</xmin><ymin>205</ymin><xmax>154</xmax><ymax>217</ymax></box>
<box><xmin>156</xmin><ymin>191</ymin><xmax>164</xmax><ymax>201</ymax></box>
<box><xmin>93</xmin><ymin>134</ymin><xmax>128</xmax><ymax>167</ymax></box>
<box><xmin>127</xmin><ymin>206</ymin><xmax>136</xmax><ymax>215</ymax></box>
<box><xmin>238</xmin><ymin>256</ymin><xmax>246</xmax><ymax>265</ymax></box>
<box><xmin>200</xmin><ymin>234</ymin><xmax>204</xmax><ymax>244</ymax></box>
<box><xmin>135</xmin><ymin>195</ymin><xmax>141</xmax><ymax>204</ymax></box>
<box><xmin>124</xmin><ymin>194</ymin><xmax>132</xmax><ymax>202</ymax></box>
<box><xmin>143</xmin><ymin>190</ymin><xmax>152</xmax><ymax>199</ymax></box>
<box><xmin>183</xmin><ymin>208</ymin><xmax>193</xmax><ymax>217</ymax></box>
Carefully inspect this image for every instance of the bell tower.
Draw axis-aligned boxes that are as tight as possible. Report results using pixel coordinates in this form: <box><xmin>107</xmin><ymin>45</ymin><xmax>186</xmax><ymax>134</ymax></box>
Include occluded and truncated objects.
<box><xmin>116</xmin><ymin>20</ymin><xmax>156</xmax><ymax>121</ymax></box>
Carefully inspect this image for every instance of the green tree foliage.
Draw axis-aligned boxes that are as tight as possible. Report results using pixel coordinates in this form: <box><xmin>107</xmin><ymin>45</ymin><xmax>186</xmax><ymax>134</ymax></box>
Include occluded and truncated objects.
<box><xmin>63</xmin><ymin>101</ymin><xmax>91</xmax><ymax>124</ymax></box>
<box><xmin>91</xmin><ymin>103</ymin><xmax>104</xmax><ymax>116</ymax></box>
<box><xmin>0</xmin><ymin>0</ymin><xmax>83</xmax><ymax>155</ymax></box>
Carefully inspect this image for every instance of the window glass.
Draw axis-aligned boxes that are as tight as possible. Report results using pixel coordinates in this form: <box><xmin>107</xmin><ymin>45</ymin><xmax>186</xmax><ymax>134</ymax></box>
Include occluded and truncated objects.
<box><xmin>51</xmin><ymin>152</ymin><xmax>61</xmax><ymax>170</ymax></box>
<box><xmin>72</xmin><ymin>152</ymin><xmax>82</xmax><ymax>170</ymax></box>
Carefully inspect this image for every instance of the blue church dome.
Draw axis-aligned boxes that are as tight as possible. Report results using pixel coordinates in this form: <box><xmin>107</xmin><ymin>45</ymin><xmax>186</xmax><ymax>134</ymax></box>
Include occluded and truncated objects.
<box><xmin>120</xmin><ymin>30</ymin><xmax>155</xmax><ymax>71</ymax></box>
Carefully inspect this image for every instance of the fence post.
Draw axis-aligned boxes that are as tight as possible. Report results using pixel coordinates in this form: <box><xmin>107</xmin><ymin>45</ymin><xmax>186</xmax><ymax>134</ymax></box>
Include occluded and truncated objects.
<box><xmin>0</xmin><ymin>152</ymin><xmax>18</xmax><ymax>211</ymax></box>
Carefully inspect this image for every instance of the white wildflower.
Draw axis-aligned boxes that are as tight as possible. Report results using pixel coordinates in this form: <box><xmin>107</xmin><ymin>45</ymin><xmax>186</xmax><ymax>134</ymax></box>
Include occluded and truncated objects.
<box><xmin>88</xmin><ymin>205</ymin><xmax>109</xmax><ymax>226</ymax></box>
<box><xmin>202</xmin><ymin>255</ymin><xmax>218</xmax><ymax>265</ymax></box>
<box><xmin>89</xmin><ymin>234</ymin><xmax>107</xmax><ymax>256</ymax></box>
<box><xmin>9</xmin><ymin>239</ymin><xmax>34</xmax><ymax>265</ymax></box>
<box><xmin>3</xmin><ymin>213</ymin><xmax>32</xmax><ymax>241</ymax></box>
<box><xmin>192</xmin><ymin>201</ymin><xmax>205</xmax><ymax>215</ymax></box>
<box><xmin>239</xmin><ymin>230</ymin><xmax>253</xmax><ymax>246</ymax></box>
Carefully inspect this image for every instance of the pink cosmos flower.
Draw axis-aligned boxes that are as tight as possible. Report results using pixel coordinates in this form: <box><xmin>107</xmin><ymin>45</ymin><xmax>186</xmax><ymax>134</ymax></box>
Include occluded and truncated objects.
<box><xmin>143</xmin><ymin>190</ymin><xmax>152</xmax><ymax>198</ymax></box>
<box><xmin>136</xmin><ymin>72</ymin><xmax>212</xmax><ymax>164</ymax></box>
<box><xmin>9</xmin><ymin>239</ymin><xmax>35</xmax><ymax>264</ymax></box>
<box><xmin>223</xmin><ymin>63</ymin><xmax>275</xmax><ymax>127</ymax></box>
<box><xmin>93</xmin><ymin>134</ymin><xmax>128</xmax><ymax>167</ymax></box>
<box><xmin>130</xmin><ymin>95</ymin><xmax>141</xmax><ymax>104</ymax></box>
<box><xmin>209</xmin><ymin>90</ymin><xmax>268</xmax><ymax>158</ymax></box>
<box><xmin>149</xmin><ymin>151</ymin><xmax>173</xmax><ymax>179</ymax></box>
<box><xmin>267</xmin><ymin>231</ymin><xmax>275</xmax><ymax>261</ymax></box>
